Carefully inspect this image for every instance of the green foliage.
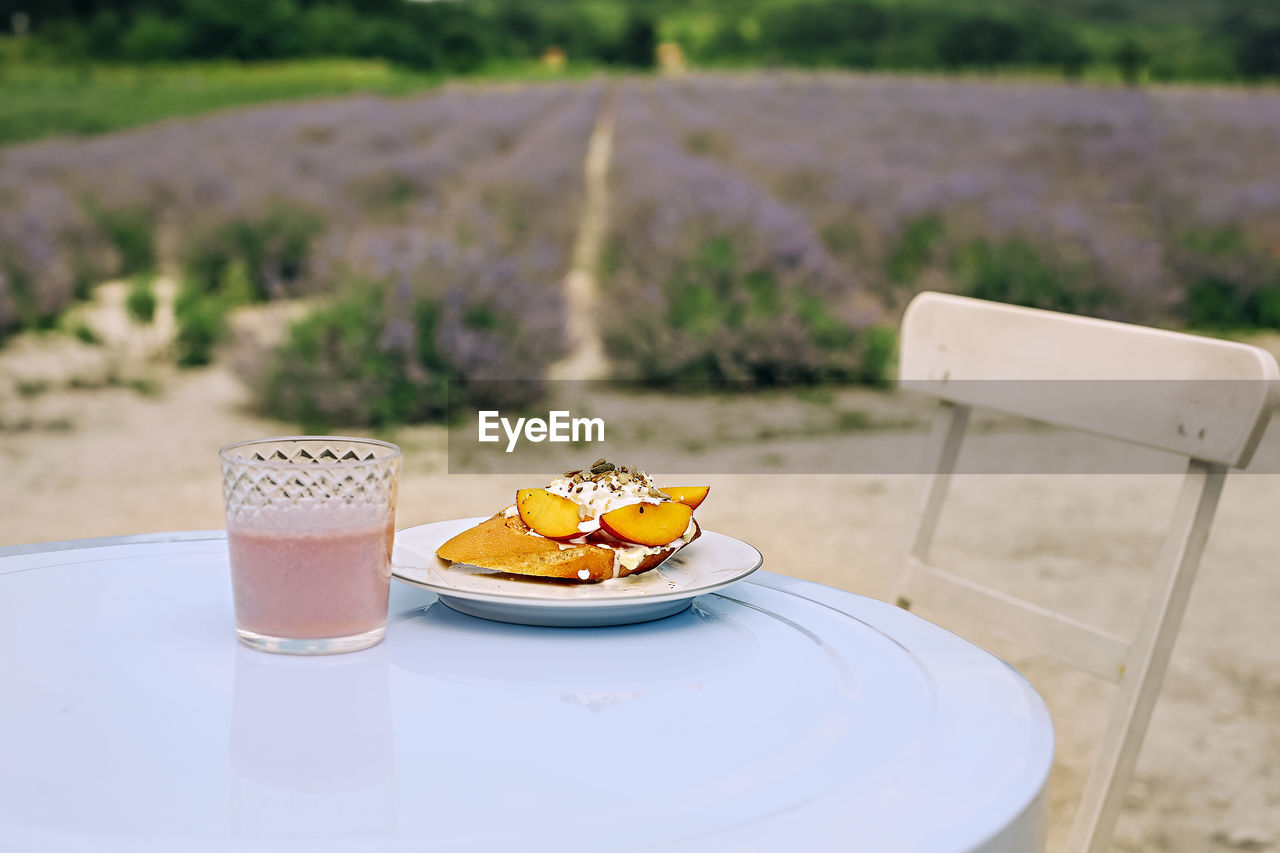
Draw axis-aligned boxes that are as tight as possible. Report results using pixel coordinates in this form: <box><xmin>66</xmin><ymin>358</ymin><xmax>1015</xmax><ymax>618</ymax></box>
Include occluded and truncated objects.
<box><xmin>820</xmin><ymin>222</ymin><xmax>861</xmax><ymax>257</ymax></box>
<box><xmin>256</xmin><ymin>284</ymin><xmax>451</xmax><ymax>429</ymax></box>
<box><xmin>90</xmin><ymin>206</ymin><xmax>155</xmax><ymax>276</ymax></box>
<box><xmin>664</xmin><ymin>237</ymin><xmax>777</xmax><ymax>338</ymax></box>
<box><xmin>1176</xmin><ymin>227</ymin><xmax>1280</xmax><ymax>329</ymax></box>
<box><xmin>620</xmin><ymin>235</ymin><xmax>875</xmax><ymax>386</ymax></box>
<box><xmin>72</xmin><ymin>321</ymin><xmax>102</xmax><ymax>345</ymax></box>
<box><xmin>1185</xmin><ymin>278</ymin><xmax>1255</xmax><ymax>328</ymax></box>
<box><xmin>794</xmin><ymin>293</ymin><xmax>856</xmax><ymax>350</ymax></box>
<box><xmin>349</xmin><ymin>170</ymin><xmax>417</xmax><ymax>213</ymax></box>
<box><xmin>953</xmin><ymin>237</ymin><xmax>1107</xmax><ymax>315</ymax></box>
<box><xmin>1113</xmin><ymin>37</ymin><xmax>1149</xmax><ymax>84</ymax></box>
<box><xmin>118</xmin><ymin>14</ymin><xmax>190</xmax><ymax>62</ymax></box>
<box><xmin>125</xmin><ymin>275</ymin><xmax>157</xmax><ymax>324</ymax></box>
<box><xmin>761</xmin><ymin>1</ymin><xmax>889</xmax><ymax>69</ymax></box>
<box><xmin>834</xmin><ymin>409</ymin><xmax>872</xmax><ymax>431</ymax></box>
<box><xmin>182</xmin><ymin>206</ymin><xmax>323</xmax><ymax>301</ymax></box>
<box><xmin>885</xmin><ymin>216</ymin><xmax>945</xmax><ymax>285</ymax></box>
<box><xmin>937</xmin><ymin>16</ymin><xmax>1022</xmax><ymax>68</ymax></box>
<box><xmin>702</xmin><ymin>20</ymin><xmax>753</xmax><ymax>63</ymax></box>
<box><xmin>683</xmin><ymin>129</ymin><xmax>730</xmax><ymax>158</ymax></box>
<box><xmin>0</xmin><ymin>59</ymin><xmax>439</xmax><ymax>148</ymax></box>
<box><xmin>858</xmin><ymin>326</ymin><xmax>897</xmax><ymax>386</ymax></box>
<box><xmin>751</xmin><ymin>1</ymin><xmax>1096</xmax><ymax>77</ymax></box>
<box><xmin>17</xmin><ymin>0</ymin><xmax>537</xmax><ymax>74</ymax></box>
<box><xmin>613</xmin><ymin>12</ymin><xmax>658</xmax><ymax>69</ymax></box>
<box><xmin>1</xmin><ymin>263</ymin><xmax>58</xmax><ymax>333</ymax></box>
<box><xmin>4</xmin><ymin>0</ymin><xmax>1275</xmax><ymax>126</ymax></box>
<box><xmin>1181</xmin><ymin>224</ymin><xmax>1248</xmax><ymax>257</ymax></box>
<box><xmin>173</xmin><ymin>285</ymin><xmax>228</xmax><ymax>367</ymax></box>
<box><xmin>173</xmin><ymin>251</ymin><xmax>260</xmax><ymax>367</ymax></box>
<box><xmin>1220</xmin><ymin>8</ymin><xmax>1280</xmax><ymax>80</ymax></box>
<box><xmin>1015</xmin><ymin>16</ymin><xmax>1093</xmax><ymax>78</ymax></box>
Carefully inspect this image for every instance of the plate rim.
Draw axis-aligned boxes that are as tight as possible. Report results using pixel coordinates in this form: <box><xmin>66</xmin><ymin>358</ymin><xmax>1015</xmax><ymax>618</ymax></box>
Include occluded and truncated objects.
<box><xmin>392</xmin><ymin>517</ymin><xmax>763</xmax><ymax>609</ymax></box>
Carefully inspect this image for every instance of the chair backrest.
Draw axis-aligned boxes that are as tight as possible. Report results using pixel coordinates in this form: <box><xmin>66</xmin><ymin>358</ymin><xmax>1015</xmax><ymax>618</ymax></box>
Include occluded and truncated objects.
<box><xmin>891</xmin><ymin>292</ymin><xmax>1278</xmax><ymax>853</ymax></box>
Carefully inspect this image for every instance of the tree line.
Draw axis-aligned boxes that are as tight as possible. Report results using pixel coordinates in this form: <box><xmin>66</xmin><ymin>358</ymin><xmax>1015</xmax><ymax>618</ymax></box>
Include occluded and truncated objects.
<box><xmin>3</xmin><ymin>0</ymin><xmax>1278</xmax><ymax>81</ymax></box>
<box><xmin>2</xmin><ymin>0</ymin><xmax>660</xmax><ymax>72</ymax></box>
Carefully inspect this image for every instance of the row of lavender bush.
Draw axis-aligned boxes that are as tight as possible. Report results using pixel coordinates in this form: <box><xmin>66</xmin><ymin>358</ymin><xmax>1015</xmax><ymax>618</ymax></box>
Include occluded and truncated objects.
<box><xmin>255</xmin><ymin>85</ymin><xmax>600</xmax><ymax>426</ymax></box>
<box><xmin>0</xmin><ymin>82</ymin><xmax>601</xmax><ymax>425</ymax></box>
<box><xmin>604</xmin><ymin>81</ymin><xmax>895</xmax><ymax>387</ymax></box>
<box><xmin>636</xmin><ymin>74</ymin><xmax>1280</xmax><ymax>329</ymax></box>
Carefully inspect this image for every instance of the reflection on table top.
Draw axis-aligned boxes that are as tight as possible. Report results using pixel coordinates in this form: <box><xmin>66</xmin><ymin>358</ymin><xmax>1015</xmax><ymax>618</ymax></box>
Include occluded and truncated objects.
<box><xmin>0</xmin><ymin>532</ymin><xmax>1053</xmax><ymax>853</ymax></box>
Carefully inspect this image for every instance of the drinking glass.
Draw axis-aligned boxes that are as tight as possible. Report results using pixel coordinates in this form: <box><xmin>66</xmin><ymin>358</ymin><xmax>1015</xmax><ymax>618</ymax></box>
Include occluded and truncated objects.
<box><xmin>220</xmin><ymin>436</ymin><xmax>402</xmax><ymax>655</ymax></box>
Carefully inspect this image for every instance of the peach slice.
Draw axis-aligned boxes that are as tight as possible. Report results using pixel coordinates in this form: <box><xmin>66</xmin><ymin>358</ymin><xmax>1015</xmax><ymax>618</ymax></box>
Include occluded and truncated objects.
<box><xmin>599</xmin><ymin>501</ymin><xmax>693</xmax><ymax>547</ymax></box>
<box><xmin>663</xmin><ymin>486</ymin><xmax>710</xmax><ymax>511</ymax></box>
<box><xmin>516</xmin><ymin>488</ymin><xmax>581</xmax><ymax>539</ymax></box>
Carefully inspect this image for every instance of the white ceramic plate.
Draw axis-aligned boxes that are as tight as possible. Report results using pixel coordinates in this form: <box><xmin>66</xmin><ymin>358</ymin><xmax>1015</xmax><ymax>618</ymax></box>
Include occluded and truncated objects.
<box><xmin>392</xmin><ymin>517</ymin><xmax>763</xmax><ymax>627</ymax></box>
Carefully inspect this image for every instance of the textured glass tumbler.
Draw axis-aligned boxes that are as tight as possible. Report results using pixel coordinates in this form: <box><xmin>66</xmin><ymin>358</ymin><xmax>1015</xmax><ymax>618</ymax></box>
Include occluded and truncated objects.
<box><xmin>220</xmin><ymin>437</ymin><xmax>402</xmax><ymax>655</ymax></box>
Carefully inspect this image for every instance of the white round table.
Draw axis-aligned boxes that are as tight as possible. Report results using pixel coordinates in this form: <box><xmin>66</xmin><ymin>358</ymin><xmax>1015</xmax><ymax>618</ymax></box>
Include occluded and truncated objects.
<box><xmin>0</xmin><ymin>532</ymin><xmax>1053</xmax><ymax>852</ymax></box>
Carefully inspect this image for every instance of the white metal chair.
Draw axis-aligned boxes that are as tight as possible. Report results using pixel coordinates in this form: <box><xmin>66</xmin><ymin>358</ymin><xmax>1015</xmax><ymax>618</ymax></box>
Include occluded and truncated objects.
<box><xmin>890</xmin><ymin>292</ymin><xmax>1278</xmax><ymax>853</ymax></box>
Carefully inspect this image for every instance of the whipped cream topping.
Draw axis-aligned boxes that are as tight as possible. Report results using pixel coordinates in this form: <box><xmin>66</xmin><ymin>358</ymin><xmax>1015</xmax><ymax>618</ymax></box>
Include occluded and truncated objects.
<box><xmin>510</xmin><ymin>464</ymin><xmax>697</xmax><ymax>578</ymax></box>
<box><xmin>542</xmin><ymin>469</ymin><xmax>662</xmax><ymax>534</ymax></box>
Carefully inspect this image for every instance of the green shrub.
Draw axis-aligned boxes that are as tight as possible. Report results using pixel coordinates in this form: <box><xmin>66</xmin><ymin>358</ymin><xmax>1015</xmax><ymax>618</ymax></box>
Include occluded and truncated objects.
<box><xmin>794</xmin><ymin>292</ymin><xmax>856</xmax><ymax>350</ymax></box>
<box><xmin>952</xmin><ymin>237</ymin><xmax>1106</xmax><ymax>316</ymax></box>
<box><xmin>218</xmin><ymin>259</ymin><xmax>256</xmax><ymax>306</ymax></box>
<box><xmin>119</xmin><ymin>14</ymin><xmax>190</xmax><ymax>62</ymax></box>
<box><xmin>255</xmin><ymin>284</ymin><xmax>451</xmax><ymax>429</ymax></box>
<box><xmin>1183</xmin><ymin>278</ymin><xmax>1280</xmax><ymax>329</ymax></box>
<box><xmin>885</xmin><ymin>215</ymin><xmax>945</xmax><ymax>285</ymax></box>
<box><xmin>1176</xmin><ymin>226</ymin><xmax>1280</xmax><ymax>329</ymax></box>
<box><xmin>613</xmin><ymin>12</ymin><xmax>658</xmax><ymax>69</ymax></box>
<box><xmin>1186</xmin><ymin>278</ymin><xmax>1243</xmax><ymax>327</ymax></box>
<box><xmin>125</xmin><ymin>276</ymin><xmax>157</xmax><ymax>324</ymax></box>
<box><xmin>611</xmin><ymin>235</ymin><xmax>873</xmax><ymax>386</ymax></box>
<box><xmin>349</xmin><ymin>170</ymin><xmax>416</xmax><ymax>213</ymax></box>
<box><xmin>174</xmin><ymin>286</ymin><xmax>228</xmax><ymax>367</ymax></box>
<box><xmin>1231</xmin><ymin>14</ymin><xmax>1280</xmax><ymax>79</ymax></box>
<box><xmin>1113</xmin><ymin>37</ymin><xmax>1149</xmax><ymax>86</ymax></box>
<box><xmin>761</xmin><ymin>1</ymin><xmax>888</xmax><ymax>69</ymax></box>
<box><xmin>172</xmin><ymin>252</ymin><xmax>264</xmax><ymax>367</ymax></box>
<box><xmin>90</xmin><ymin>207</ymin><xmax>156</xmax><ymax>277</ymax></box>
<box><xmin>858</xmin><ymin>326</ymin><xmax>897</xmax><ymax>386</ymax></box>
<box><xmin>182</xmin><ymin>206</ymin><xmax>323</xmax><ymax>301</ymax></box>
<box><xmin>663</xmin><ymin>237</ymin><xmax>799</xmax><ymax>342</ymax></box>
<box><xmin>2</xmin><ymin>264</ymin><xmax>59</xmax><ymax>333</ymax></box>
<box><xmin>72</xmin><ymin>322</ymin><xmax>102</xmax><ymax>346</ymax></box>
<box><xmin>937</xmin><ymin>16</ymin><xmax>1022</xmax><ymax>69</ymax></box>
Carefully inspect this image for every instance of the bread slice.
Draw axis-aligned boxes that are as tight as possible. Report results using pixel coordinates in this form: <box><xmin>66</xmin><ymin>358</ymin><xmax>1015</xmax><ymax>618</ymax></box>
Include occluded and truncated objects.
<box><xmin>436</xmin><ymin>513</ymin><xmax>699</xmax><ymax>582</ymax></box>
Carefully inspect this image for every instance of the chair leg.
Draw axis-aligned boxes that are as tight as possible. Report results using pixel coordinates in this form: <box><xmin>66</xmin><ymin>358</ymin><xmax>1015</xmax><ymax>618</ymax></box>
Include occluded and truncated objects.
<box><xmin>1067</xmin><ymin>460</ymin><xmax>1227</xmax><ymax>853</ymax></box>
<box><xmin>891</xmin><ymin>402</ymin><xmax>970</xmax><ymax>609</ymax></box>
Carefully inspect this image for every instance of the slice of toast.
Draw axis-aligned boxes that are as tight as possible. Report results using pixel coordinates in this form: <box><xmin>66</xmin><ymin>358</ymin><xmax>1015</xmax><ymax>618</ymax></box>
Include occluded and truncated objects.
<box><xmin>436</xmin><ymin>513</ymin><xmax>699</xmax><ymax>582</ymax></box>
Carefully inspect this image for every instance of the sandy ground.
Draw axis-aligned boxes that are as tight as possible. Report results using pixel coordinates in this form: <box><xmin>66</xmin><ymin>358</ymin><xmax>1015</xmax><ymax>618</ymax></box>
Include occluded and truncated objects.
<box><xmin>2</xmin><ymin>299</ymin><xmax>1279</xmax><ymax>852</ymax></box>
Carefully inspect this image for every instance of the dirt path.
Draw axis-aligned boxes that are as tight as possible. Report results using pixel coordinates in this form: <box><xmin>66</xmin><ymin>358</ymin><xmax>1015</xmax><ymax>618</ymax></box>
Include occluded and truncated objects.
<box><xmin>549</xmin><ymin>83</ymin><xmax>616</xmax><ymax>382</ymax></box>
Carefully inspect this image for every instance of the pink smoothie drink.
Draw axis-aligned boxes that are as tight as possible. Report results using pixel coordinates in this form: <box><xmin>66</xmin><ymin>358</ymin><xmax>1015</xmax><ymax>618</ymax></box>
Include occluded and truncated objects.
<box><xmin>228</xmin><ymin>514</ymin><xmax>394</xmax><ymax>640</ymax></box>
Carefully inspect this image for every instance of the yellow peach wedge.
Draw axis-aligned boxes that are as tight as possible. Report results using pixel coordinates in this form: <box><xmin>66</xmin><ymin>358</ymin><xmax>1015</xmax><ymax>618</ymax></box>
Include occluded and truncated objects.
<box><xmin>516</xmin><ymin>488</ymin><xmax>581</xmax><ymax>539</ymax></box>
<box><xmin>599</xmin><ymin>501</ymin><xmax>693</xmax><ymax>547</ymax></box>
<box><xmin>663</xmin><ymin>486</ymin><xmax>710</xmax><ymax>511</ymax></box>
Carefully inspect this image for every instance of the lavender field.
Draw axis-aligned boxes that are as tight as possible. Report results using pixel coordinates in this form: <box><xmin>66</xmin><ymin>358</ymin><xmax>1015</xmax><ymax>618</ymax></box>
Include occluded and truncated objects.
<box><xmin>4</xmin><ymin>73</ymin><xmax>1280</xmax><ymax>423</ymax></box>
<box><xmin>609</xmin><ymin>75</ymin><xmax>1280</xmax><ymax>336</ymax></box>
<box><xmin>0</xmin><ymin>81</ymin><xmax>601</xmax><ymax>423</ymax></box>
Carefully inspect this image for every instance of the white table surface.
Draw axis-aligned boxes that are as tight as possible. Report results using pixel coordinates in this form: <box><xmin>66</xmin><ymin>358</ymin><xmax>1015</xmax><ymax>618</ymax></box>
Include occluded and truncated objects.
<box><xmin>0</xmin><ymin>531</ymin><xmax>1053</xmax><ymax>853</ymax></box>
